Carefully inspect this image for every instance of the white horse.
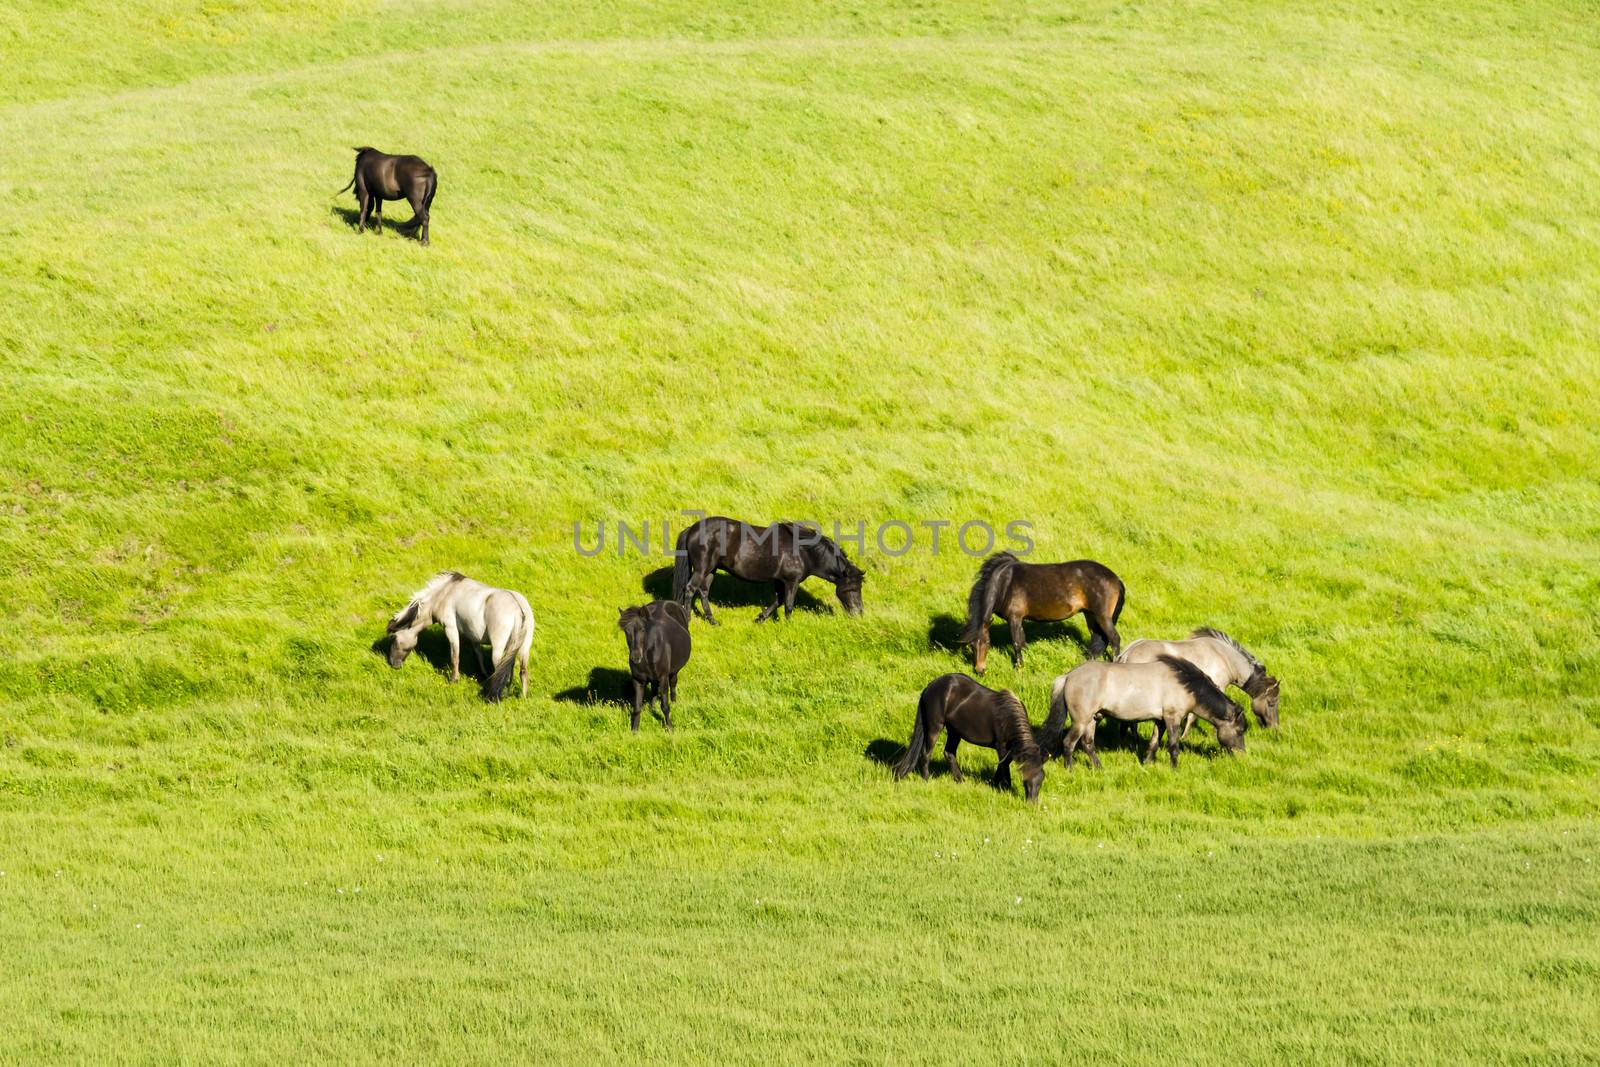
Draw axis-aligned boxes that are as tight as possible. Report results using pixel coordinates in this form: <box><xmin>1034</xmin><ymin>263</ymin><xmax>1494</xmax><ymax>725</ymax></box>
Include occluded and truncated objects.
<box><xmin>1118</xmin><ymin>627</ymin><xmax>1279</xmax><ymax>736</ymax></box>
<box><xmin>1045</xmin><ymin>655</ymin><xmax>1246</xmax><ymax>769</ymax></box>
<box><xmin>385</xmin><ymin>571</ymin><xmax>533</xmax><ymax>701</ymax></box>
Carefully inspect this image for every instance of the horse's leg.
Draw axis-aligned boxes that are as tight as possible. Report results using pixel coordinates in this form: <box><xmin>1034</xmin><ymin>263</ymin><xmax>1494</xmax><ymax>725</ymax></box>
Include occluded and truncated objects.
<box><xmin>782</xmin><ymin>579</ymin><xmax>798</xmax><ymax>620</ymax></box>
<box><xmin>944</xmin><ymin>735</ymin><xmax>962</xmax><ymax>782</ymax></box>
<box><xmin>630</xmin><ymin>680</ymin><xmax>643</xmax><ymax>731</ymax></box>
<box><xmin>470</xmin><ymin>640</ymin><xmax>489</xmax><ymax>679</ymax></box>
<box><xmin>1088</xmin><ymin>605</ymin><xmax>1120</xmax><ymax>660</ymax></box>
<box><xmin>754</xmin><ymin>582</ymin><xmax>782</xmax><ymax>623</ymax></box>
<box><xmin>1178</xmin><ymin>712</ymin><xmax>1197</xmax><ymax>742</ymax></box>
<box><xmin>994</xmin><ymin>754</ymin><xmax>1013</xmax><ymax>791</ymax></box>
<box><xmin>1085</xmin><ymin>613</ymin><xmax>1107</xmax><ymax>661</ymax></box>
<box><xmin>1143</xmin><ymin>722</ymin><xmax>1163</xmax><ymax>765</ymax></box>
<box><xmin>357</xmin><ymin>186</ymin><xmax>370</xmax><ymax>233</ymax></box>
<box><xmin>1007</xmin><ymin>613</ymin><xmax>1026</xmax><ymax>668</ymax></box>
<box><xmin>1166</xmin><ymin>715</ymin><xmax>1182</xmax><ymax>768</ymax></box>
<box><xmin>1062</xmin><ymin>723</ymin><xmax>1084</xmax><ymax>769</ymax></box>
<box><xmin>445</xmin><ymin>622</ymin><xmax>460</xmax><ymax>682</ymax></box>
<box><xmin>660</xmin><ymin>679</ymin><xmax>673</xmax><ymax>731</ymax></box>
<box><xmin>1082</xmin><ymin>720</ymin><xmax>1103</xmax><ymax>770</ymax></box>
<box><xmin>921</xmin><ymin>722</ymin><xmax>941</xmax><ymax>780</ymax></box>
<box><xmin>693</xmin><ymin>567</ymin><xmax>720</xmax><ymax>626</ymax></box>
<box><xmin>372</xmin><ymin>196</ymin><xmax>383</xmax><ymax>231</ymax></box>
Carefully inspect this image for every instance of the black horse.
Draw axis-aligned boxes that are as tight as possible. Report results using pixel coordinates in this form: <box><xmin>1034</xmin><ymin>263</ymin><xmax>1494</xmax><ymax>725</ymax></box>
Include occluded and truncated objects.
<box><xmin>893</xmin><ymin>673</ymin><xmax>1044</xmax><ymax>803</ymax></box>
<box><xmin>618</xmin><ymin>601</ymin><xmax>691</xmax><ymax>731</ymax></box>
<box><xmin>337</xmin><ymin>147</ymin><xmax>437</xmax><ymax>245</ymax></box>
<box><xmin>672</xmin><ymin>516</ymin><xmax>863</xmax><ymax>625</ymax></box>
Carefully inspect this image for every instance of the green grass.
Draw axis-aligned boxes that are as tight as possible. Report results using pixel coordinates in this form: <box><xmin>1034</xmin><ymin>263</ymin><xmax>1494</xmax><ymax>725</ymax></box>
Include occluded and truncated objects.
<box><xmin>3</xmin><ymin>0</ymin><xmax>1599</xmax><ymax>1061</ymax></box>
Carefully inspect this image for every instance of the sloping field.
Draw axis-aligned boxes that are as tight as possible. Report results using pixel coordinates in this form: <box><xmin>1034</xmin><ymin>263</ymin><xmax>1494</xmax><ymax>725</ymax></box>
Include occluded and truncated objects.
<box><xmin>2</xmin><ymin>1</ymin><xmax>1598</xmax><ymax>1061</ymax></box>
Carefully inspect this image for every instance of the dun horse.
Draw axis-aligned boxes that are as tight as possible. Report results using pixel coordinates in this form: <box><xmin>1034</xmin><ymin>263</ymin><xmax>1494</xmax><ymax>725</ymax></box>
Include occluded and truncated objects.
<box><xmin>385</xmin><ymin>571</ymin><xmax>533</xmax><ymax>701</ymax></box>
<box><xmin>337</xmin><ymin>147</ymin><xmax>438</xmax><ymax>244</ymax></box>
<box><xmin>673</xmin><ymin>516</ymin><xmax>864</xmax><ymax>625</ymax></box>
<box><xmin>893</xmin><ymin>673</ymin><xmax>1044</xmax><ymax>803</ymax></box>
<box><xmin>619</xmin><ymin>601</ymin><xmax>691</xmax><ymax>731</ymax></box>
<box><xmin>957</xmin><ymin>552</ymin><xmax>1125</xmax><ymax>673</ymax></box>
<box><xmin>1119</xmin><ymin>627</ymin><xmax>1280</xmax><ymax>733</ymax></box>
<box><xmin>1045</xmin><ymin>655</ymin><xmax>1244</xmax><ymax>769</ymax></box>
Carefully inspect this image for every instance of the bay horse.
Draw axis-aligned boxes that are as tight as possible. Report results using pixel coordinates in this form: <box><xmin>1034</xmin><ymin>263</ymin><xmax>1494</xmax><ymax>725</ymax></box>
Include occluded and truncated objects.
<box><xmin>337</xmin><ymin>147</ymin><xmax>437</xmax><ymax>245</ymax></box>
<box><xmin>957</xmin><ymin>551</ymin><xmax>1125</xmax><ymax>673</ymax></box>
<box><xmin>672</xmin><ymin>516</ymin><xmax>863</xmax><ymax>625</ymax></box>
<box><xmin>1045</xmin><ymin>655</ymin><xmax>1245</xmax><ymax>770</ymax></box>
<box><xmin>618</xmin><ymin>601</ymin><xmax>691</xmax><ymax>731</ymax></box>
<box><xmin>893</xmin><ymin>673</ymin><xmax>1044</xmax><ymax>803</ymax></box>
<box><xmin>386</xmin><ymin>571</ymin><xmax>533</xmax><ymax>701</ymax></box>
<box><xmin>1119</xmin><ymin>627</ymin><xmax>1280</xmax><ymax>733</ymax></box>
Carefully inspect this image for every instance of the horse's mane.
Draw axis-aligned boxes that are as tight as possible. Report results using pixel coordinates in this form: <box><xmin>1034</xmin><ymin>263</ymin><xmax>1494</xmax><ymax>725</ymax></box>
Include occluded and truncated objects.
<box><xmin>959</xmin><ymin>552</ymin><xmax>1017</xmax><ymax>643</ymax></box>
<box><xmin>787</xmin><ymin>524</ymin><xmax>862</xmax><ymax>581</ymax></box>
<box><xmin>1158</xmin><ymin>654</ymin><xmax>1243</xmax><ymax>725</ymax></box>
<box><xmin>388</xmin><ymin>570</ymin><xmax>465</xmax><ymax>632</ymax></box>
<box><xmin>1189</xmin><ymin>627</ymin><xmax>1272</xmax><ymax>690</ymax></box>
<box><xmin>997</xmin><ymin>689</ymin><xmax>1042</xmax><ymax>767</ymax></box>
<box><xmin>1190</xmin><ymin>627</ymin><xmax>1261</xmax><ymax>671</ymax></box>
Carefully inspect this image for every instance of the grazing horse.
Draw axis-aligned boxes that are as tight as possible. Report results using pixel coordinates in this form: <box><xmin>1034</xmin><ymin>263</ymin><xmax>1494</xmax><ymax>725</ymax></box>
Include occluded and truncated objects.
<box><xmin>1046</xmin><ymin>655</ymin><xmax>1245</xmax><ymax>769</ymax></box>
<box><xmin>1119</xmin><ymin>627</ymin><xmax>1280</xmax><ymax>734</ymax></box>
<box><xmin>893</xmin><ymin>673</ymin><xmax>1044</xmax><ymax>803</ymax></box>
<box><xmin>337</xmin><ymin>147</ymin><xmax>437</xmax><ymax>245</ymax></box>
<box><xmin>957</xmin><ymin>551</ymin><xmax>1125</xmax><ymax>673</ymax></box>
<box><xmin>672</xmin><ymin>516</ymin><xmax>864</xmax><ymax>625</ymax></box>
<box><xmin>618</xmin><ymin>601</ymin><xmax>691</xmax><ymax>731</ymax></box>
<box><xmin>386</xmin><ymin>571</ymin><xmax>533</xmax><ymax>701</ymax></box>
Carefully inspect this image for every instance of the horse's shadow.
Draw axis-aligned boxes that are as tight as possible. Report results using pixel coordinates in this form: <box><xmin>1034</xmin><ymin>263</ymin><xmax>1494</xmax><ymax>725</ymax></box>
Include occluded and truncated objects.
<box><xmin>368</xmin><ymin>630</ymin><xmax>496</xmax><ymax>697</ymax></box>
<box><xmin>924</xmin><ymin>613</ymin><xmax>1091</xmax><ymax>656</ymax></box>
<box><xmin>330</xmin><ymin>205</ymin><xmax>419</xmax><ymax>237</ymax></box>
<box><xmin>864</xmin><ymin>738</ymin><xmax>1029</xmax><ymax>789</ymax></box>
<box><xmin>552</xmin><ymin>666</ymin><xmax>633</xmax><ymax>707</ymax></box>
<box><xmin>640</xmin><ymin>566</ymin><xmax>826</xmax><ymax>614</ymax></box>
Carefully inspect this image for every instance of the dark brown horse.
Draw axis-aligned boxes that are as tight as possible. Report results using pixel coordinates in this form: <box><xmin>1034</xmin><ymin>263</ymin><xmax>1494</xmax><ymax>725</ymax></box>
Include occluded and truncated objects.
<box><xmin>957</xmin><ymin>552</ymin><xmax>1125</xmax><ymax>673</ymax></box>
<box><xmin>672</xmin><ymin>516</ymin><xmax>863</xmax><ymax>625</ymax></box>
<box><xmin>337</xmin><ymin>147</ymin><xmax>437</xmax><ymax>245</ymax></box>
<box><xmin>892</xmin><ymin>673</ymin><xmax>1044</xmax><ymax>803</ymax></box>
<box><xmin>618</xmin><ymin>601</ymin><xmax>691</xmax><ymax>731</ymax></box>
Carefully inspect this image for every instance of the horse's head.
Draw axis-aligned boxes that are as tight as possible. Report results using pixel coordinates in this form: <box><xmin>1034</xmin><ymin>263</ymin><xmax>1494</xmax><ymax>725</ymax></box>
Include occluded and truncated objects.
<box><xmin>1022</xmin><ymin>760</ymin><xmax>1044</xmax><ymax>803</ymax></box>
<box><xmin>385</xmin><ymin>603</ymin><xmax>420</xmax><ymax>668</ymax></box>
<box><xmin>1214</xmin><ymin>707</ymin><xmax>1248</xmax><ymax>754</ymax></box>
<box><xmin>1251</xmin><ymin>676</ymin><xmax>1281</xmax><ymax>728</ymax></box>
<box><xmin>835</xmin><ymin>562</ymin><xmax>864</xmax><ymax>617</ymax></box>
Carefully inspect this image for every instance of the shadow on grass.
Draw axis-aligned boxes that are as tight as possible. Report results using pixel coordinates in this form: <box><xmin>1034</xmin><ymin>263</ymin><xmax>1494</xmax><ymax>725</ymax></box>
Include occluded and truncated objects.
<box><xmin>925</xmin><ymin>613</ymin><xmax>1092</xmax><ymax>660</ymax></box>
<box><xmin>370</xmin><ymin>629</ymin><xmax>498</xmax><ymax>699</ymax></box>
<box><xmin>553</xmin><ymin>666</ymin><xmax>632</xmax><ymax>707</ymax></box>
<box><xmin>640</xmin><ymin>566</ymin><xmax>825</xmax><ymax>616</ymax></box>
<box><xmin>330</xmin><ymin>204</ymin><xmax>422</xmax><ymax>238</ymax></box>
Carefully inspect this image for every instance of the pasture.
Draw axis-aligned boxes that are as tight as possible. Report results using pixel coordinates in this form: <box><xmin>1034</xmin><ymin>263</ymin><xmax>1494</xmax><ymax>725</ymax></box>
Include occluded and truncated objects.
<box><xmin>2</xmin><ymin>0</ymin><xmax>1599</xmax><ymax>1061</ymax></box>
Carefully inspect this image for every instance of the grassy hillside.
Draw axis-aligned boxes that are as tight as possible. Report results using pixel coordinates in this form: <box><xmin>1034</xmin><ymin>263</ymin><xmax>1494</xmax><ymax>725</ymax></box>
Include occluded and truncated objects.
<box><xmin>3</xmin><ymin>1</ymin><xmax>1598</xmax><ymax>1061</ymax></box>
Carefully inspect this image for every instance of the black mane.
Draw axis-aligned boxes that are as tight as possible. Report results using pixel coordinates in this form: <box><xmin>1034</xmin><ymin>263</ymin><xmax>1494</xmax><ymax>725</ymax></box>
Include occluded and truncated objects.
<box><xmin>1158</xmin><ymin>654</ymin><xmax>1241</xmax><ymax>724</ymax></box>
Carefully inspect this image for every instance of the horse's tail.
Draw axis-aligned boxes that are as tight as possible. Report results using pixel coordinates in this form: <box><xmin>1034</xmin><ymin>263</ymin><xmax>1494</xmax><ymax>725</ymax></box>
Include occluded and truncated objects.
<box><xmin>335</xmin><ymin>171</ymin><xmax>356</xmax><ymax>196</ymax></box>
<box><xmin>892</xmin><ymin>693</ymin><xmax>932</xmax><ymax>780</ymax></box>
<box><xmin>1044</xmin><ymin>674</ymin><xmax>1070</xmax><ymax>754</ymax></box>
<box><xmin>957</xmin><ymin>552</ymin><xmax>1018</xmax><ymax>646</ymax></box>
<box><xmin>486</xmin><ymin>603</ymin><xmax>530</xmax><ymax>703</ymax></box>
<box><xmin>423</xmin><ymin>168</ymin><xmax>438</xmax><ymax>212</ymax></box>
<box><xmin>1112</xmin><ymin>577</ymin><xmax>1126</xmax><ymax>625</ymax></box>
<box><xmin>672</xmin><ymin>525</ymin><xmax>694</xmax><ymax>605</ymax></box>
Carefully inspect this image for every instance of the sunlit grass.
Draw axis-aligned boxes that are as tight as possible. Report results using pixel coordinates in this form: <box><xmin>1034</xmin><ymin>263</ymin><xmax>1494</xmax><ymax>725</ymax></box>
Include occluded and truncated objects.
<box><xmin>1</xmin><ymin>0</ymin><xmax>1598</xmax><ymax>1061</ymax></box>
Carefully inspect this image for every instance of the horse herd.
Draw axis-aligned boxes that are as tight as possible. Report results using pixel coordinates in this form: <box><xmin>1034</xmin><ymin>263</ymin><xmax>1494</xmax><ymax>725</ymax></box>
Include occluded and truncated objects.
<box><xmin>383</xmin><ymin>515</ymin><xmax>1281</xmax><ymax>802</ymax></box>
